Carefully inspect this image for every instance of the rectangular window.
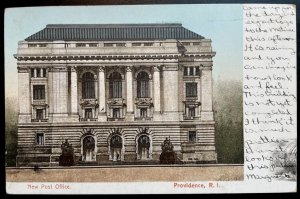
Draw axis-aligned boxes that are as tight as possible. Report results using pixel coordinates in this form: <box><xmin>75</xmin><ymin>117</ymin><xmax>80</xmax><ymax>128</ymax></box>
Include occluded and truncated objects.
<box><xmin>43</xmin><ymin>68</ymin><xmax>47</xmax><ymax>77</ymax></box>
<box><xmin>113</xmin><ymin>108</ymin><xmax>121</xmax><ymax>118</ymax></box>
<box><xmin>188</xmin><ymin>131</ymin><xmax>197</xmax><ymax>143</ymax></box>
<box><xmin>88</xmin><ymin>43</ymin><xmax>98</xmax><ymax>47</ymax></box>
<box><xmin>36</xmin><ymin>109</ymin><xmax>44</xmax><ymax>120</ymax></box>
<box><xmin>85</xmin><ymin>108</ymin><xmax>93</xmax><ymax>119</ymax></box>
<box><xmin>31</xmin><ymin>69</ymin><xmax>35</xmax><ymax>78</ymax></box>
<box><xmin>193</xmin><ymin>42</ymin><xmax>201</xmax><ymax>46</ymax></box>
<box><xmin>104</xmin><ymin>43</ymin><xmax>114</xmax><ymax>47</ymax></box>
<box><xmin>116</xmin><ymin>43</ymin><xmax>126</xmax><ymax>47</ymax></box>
<box><xmin>28</xmin><ymin>44</ymin><xmax>37</xmax><ymax>48</ymax></box>
<box><xmin>36</xmin><ymin>68</ymin><xmax>41</xmax><ymax>77</ymax></box>
<box><xmin>195</xmin><ymin>67</ymin><xmax>200</xmax><ymax>76</ymax></box>
<box><xmin>132</xmin><ymin>43</ymin><xmax>142</xmax><ymax>46</ymax></box>
<box><xmin>36</xmin><ymin>133</ymin><xmax>44</xmax><ymax>145</ymax></box>
<box><xmin>33</xmin><ymin>85</ymin><xmax>45</xmax><ymax>100</ymax></box>
<box><xmin>186</xmin><ymin>83</ymin><xmax>197</xmax><ymax>97</ymax></box>
<box><xmin>184</xmin><ymin>67</ymin><xmax>188</xmax><ymax>76</ymax></box>
<box><xmin>76</xmin><ymin>43</ymin><xmax>86</xmax><ymax>47</ymax></box>
<box><xmin>144</xmin><ymin>42</ymin><xmax>153</xmax><ymax>46</ymax></box>
<box><xmin>39</xmin><ymin>44</ymin><xmax>47</xmax><ymax>47</ymax></box>
<box><xmin>140</xmin><ymin>108</ymin><xmax>147</xmax><ymax>118</ymax></box>
<box><xmin>188</xmin><ymin>107</ymin><xmax>196</xmax><ymax>117</ymax></box>
<box><xmin>189</xmin><ymin>67</ymin><xmax>194</xmax><ymax>76</ymax></box>
<box><xmin>182</xmin><ymin>42</ymin><xmax>190</xmax><ymax>46</ymax></box>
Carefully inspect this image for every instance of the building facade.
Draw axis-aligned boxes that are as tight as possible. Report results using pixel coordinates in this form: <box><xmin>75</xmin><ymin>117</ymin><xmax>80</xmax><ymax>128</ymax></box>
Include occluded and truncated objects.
<box><xmin>15</xmin><ymin>24</ymin><xmax>217</xmax><ymax>166</ymax></box>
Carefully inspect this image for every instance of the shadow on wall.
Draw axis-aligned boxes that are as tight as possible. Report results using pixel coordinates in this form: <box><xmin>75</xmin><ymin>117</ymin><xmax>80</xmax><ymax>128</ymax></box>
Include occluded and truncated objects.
<box><xmin>213</xmin><ymin>79</ymin><xmax>244</xmax><ymax>164</ymax></box>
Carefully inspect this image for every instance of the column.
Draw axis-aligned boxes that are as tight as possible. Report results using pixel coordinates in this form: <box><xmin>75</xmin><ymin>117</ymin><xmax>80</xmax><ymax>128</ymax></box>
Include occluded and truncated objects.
<box><xmin>34</xmin><ymin>68</ymin><xmax>37</xmax><ymax>77</ymax></box>
<box><xmin>70</xmin><ymin>66</ymin><xmax>78</xmax><ymax>114</ymax></box>
<box><xmin>201</xmin><ymin>66</ymin><xmax>214</xmax><ymax>121</ymax></box>
<box><xmin>126</xmin><ymin>66</ymin><xmax>133</xmax><ymax>113</ymax></box>
<box><xmin>98</xmin><ymin>66</ymin><xmax>106</xmax><ymax>113</ymax></box>
<box><xmin>153</xmin><ymin>65</ymin><xmax>161</xmax><ymax>112</ymax></box>
<box><xmin>40</xmin><ymin>68</ymin><xmax>43</xmax><ymax>77</ymax></box>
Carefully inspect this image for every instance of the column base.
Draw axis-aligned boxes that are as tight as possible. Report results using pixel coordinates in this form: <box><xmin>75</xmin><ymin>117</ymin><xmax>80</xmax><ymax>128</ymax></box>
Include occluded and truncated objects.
<box><xmin>125</xmin><ymin>113</ymin><xmax>134</xmax><ymax>122</ymax></box>
<box><xmin>98</xmin><ymin>114</ymin><xmax>107</xmax><ymax>122</ymax></box>
<box><xmin>200</xmin><ymin>111</ymin><xmax>214</xmax><ymax>121</ymax></box>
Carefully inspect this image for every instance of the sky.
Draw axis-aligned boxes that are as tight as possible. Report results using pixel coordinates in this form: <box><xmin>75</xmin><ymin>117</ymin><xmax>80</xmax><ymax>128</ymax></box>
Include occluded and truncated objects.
<box><xmin>4</xmin><ymin>4</ymin><xmax>243</xmax><ymax>98</ymax></box>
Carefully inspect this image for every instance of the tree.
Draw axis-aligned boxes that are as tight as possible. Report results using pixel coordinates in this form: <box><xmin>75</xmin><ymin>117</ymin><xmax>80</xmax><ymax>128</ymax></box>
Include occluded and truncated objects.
<box><xmin>5</xmin><ymin>96</ymin><xmax>18</xmax><ymax>167</ymax></box>
<box><xmin>213</xmin><ymin>79</ymin><xmax>244</xmax><ymax>164</ymax></box>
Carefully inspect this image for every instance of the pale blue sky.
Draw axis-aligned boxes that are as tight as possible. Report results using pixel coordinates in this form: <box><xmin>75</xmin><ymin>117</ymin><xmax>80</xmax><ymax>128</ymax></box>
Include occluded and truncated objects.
<box><xmin>5</xmin><ymin>4</ymin><xmax>242</xmax><ymax>98</ymax></box>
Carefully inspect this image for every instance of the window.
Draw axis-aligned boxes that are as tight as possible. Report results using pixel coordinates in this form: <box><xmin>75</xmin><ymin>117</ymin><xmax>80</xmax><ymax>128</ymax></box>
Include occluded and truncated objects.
<box><xmin>193</xmin><ymin>42</ymin><xmax>201</xmax><ymax>46</ymax></box>
<box><xmin>39</xmin><ymin>44</ymin><xmax>47</xmax><ymax>47</ymax></box>
<box><xmin>137</xmin><ymin>71</ymin><xmax>149</xmax><ymax>98</ymax></box>
<box><xmin>36</xmin><ymin>133</ymin><xmax>44</xmax><ymax>145</ymax></box>
<box><xmin>182</xmin><ymin>42</ymin><xmax>190</xmax><ymax>46</ymax></box>
<box><xmin>116</xmin><ymin>43</ymin><xmax>126</xmax><ymax>47</ymax></box>
<box><xmin>33</xmin><ymin>85</ymin><xmax>45</xmax><ymax>100</ymax></box>
<box><xmin>28</xmin><ymin>44</ymin><xmax>37</xmax><ymax>48</ymax></box>
<box><xmin>76</xmin><ymin>43</ymin><xmax>86</xmax><ymax>47</ymax></box>
<box><xmin>144</xmin><ymin>42</ymin><xmax>153</xmax><ymax>46</ymax></box>
<box><xmin>195</xmin><ymin>67</ymin><xmax>200</xmax><ymax>76</ymax></box>
<box><xmin>188</xmin><ymin>107</ymin><xmax>196</xmax><ymax>117</ymax></box>
<box><xmin>88</xmin><ymin>43</ymin><xmax>98</xmax><ymax>47</ymax></box>
<box><xmin>188</xmin><ymin>131</ymin><xmax>197</xmax><ymax>143</ymax></box>
<box><xmin>85</xmin><ymin>108</ymin><xmax>93</xmax><ymax>119</ymax></box>
<box><xmin>109</xmin><ymin>72</ymin><xmax>122</xmax><ymax>98</ymax></box>
<box><xmin>36</xmin><ymin>109</ymin><xmax>44</xmax><ymax>119</ymax></box>
<box><xmin>82</xmin><ymin>72</ymin><xmax>95</xmax><ymax>99</ymax></box>
<box><xmin>186</xmin><ymin>83</ymin><xmax>197</xmax><ymax>97</ymax></box>
<box><xmin>31</xmin><ymin>69</ymin><xmax>35</xmax><ymax>78</ymax></box>
<box><xmin>189</xmin><ymin>67</ymin><xmax>194</xmax><ymax>76</ymax></box>
<box><xmin>140</xmin><ymin>108</ymin><xmax>147</xmax><ymax>118</ymax></box>
<box><xmin>184</xmin><ymin>67</ymin><xmax>188</xmax><ymax>76</ymax></box>
<box><xmin>43</xmin><ymin>68</ymin><xmax>47</xmax><ymax>77</ymax></box>
<box><xmin>36</xmin><ymin>68</ymin><xmax>41</xmax><ymax>77</ymax></box>
<box><xmin>104</xmin><ymin>43</ymin><xmax>114</xmax><ymax>47</ymax></box>
<box><xmin>113</xmin><ymin>108</ymin><xmax>121</xmax><ymax>118</ymax></box>
<box><xmin>132</xmin><ymin>43</ymin><xmax>141</xmax><ymax>46</ymax></box>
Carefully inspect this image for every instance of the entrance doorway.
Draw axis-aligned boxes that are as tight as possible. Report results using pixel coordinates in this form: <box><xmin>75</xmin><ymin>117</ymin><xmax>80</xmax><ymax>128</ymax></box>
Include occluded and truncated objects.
<box><xmin>110</xmin><ymin>135</ymin><xmax>122</xmax><ymax>161</ymax></box>
<box><xmin>82</xmin><ymin>136</ymin><xmax>96</xmax><ymax>161</ymax></box>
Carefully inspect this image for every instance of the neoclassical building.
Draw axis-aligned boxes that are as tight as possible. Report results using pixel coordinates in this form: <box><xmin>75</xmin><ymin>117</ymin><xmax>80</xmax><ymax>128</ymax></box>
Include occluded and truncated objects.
<box><xmin>15</xmin><ymin>23</ymin><xmax>217</xmax><ymax>166</ymax></box>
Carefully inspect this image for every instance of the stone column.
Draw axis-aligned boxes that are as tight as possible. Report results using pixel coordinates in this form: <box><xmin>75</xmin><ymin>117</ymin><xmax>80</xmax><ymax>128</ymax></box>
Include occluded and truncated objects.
<box><xmin>70</xmin><ymin>66</ymin><xmax>78</xmax><ymax>114</ymax></box>
<box><xmin>126</xmin><ymin>66</ymin><xmax>133</xmax><ymax>113</ymax></box>
<box><xmin>98</xmin><ymin>66</ymin><xmax>107</xmax><ymax>122</ymax></box>
<box><xmin>153</xmin><ymin>65</ymin><xmax>161</xmax><ymax>112</ymax></box>
<box><xmin>200</xmin><ymin>65</ymin><xmax>214</xmax><ymax>121</ymax></box>
<box><xmin>40</xmin><ymin>68</ymin><xmax>43</xmax><ymax>77</ymax></box>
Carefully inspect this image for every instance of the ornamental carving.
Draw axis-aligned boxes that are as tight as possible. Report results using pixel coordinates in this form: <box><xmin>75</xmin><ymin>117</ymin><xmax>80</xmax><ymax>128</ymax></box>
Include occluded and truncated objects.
<box><xmin>135</xmin><ymin>98</ymin><xmax>152</xmax><ymax>107</ymax></box>
<box><xmin>107</xmin><ymin>98</ymin><xmax>124</xmax><ymax>107</ymax></box>
<box><xmin>80</xmin><ymin>99</ymin><xmax>98</xmax><ymax>107</ymax></box>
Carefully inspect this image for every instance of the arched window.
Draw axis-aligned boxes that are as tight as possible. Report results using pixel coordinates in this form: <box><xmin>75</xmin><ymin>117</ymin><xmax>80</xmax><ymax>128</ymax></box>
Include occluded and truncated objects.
<box><xmin>109</xmin><ymin>72</ymin><xmax>122</xmax><ymax>98</ymax></box>
<box><xmin>138</xmin><ymin>135</ymin><xmax>150</xmax><ymax>160</ymax></box>
<box><xmin>110</xmin><ymin>135</ymin><xmax>122</xmax><ymax>161</ymax></box>
<box><xmin>137</xmin><ymin>71</ymin><xmax>149</xmax><ymax>98</ymax></box>
<box><xmin>82</xmin><ymin>72</ymin><xmax>95</xmax><ymax>99</ymax></box>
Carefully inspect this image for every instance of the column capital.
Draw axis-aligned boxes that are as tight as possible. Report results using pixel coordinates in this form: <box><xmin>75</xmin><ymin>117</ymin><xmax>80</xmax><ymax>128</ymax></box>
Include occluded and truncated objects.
<box><xmin>98</xmin><ymin>66</ymin><xmax>105</xmax><ymax>72</ymax></box>
<box><xmin>126</xmin><ymin>65</ymin><xmax>133</xmax><ymax>72</ymax></box>
<box><xmin>70</xmin><ymin>66</ymin><xmax>77</xmax><ymax>72</ymax></box>
<box><xmin>153</xmin><ymin>65</ymin><xmax>161</xmax><ymax>72</ymax></box>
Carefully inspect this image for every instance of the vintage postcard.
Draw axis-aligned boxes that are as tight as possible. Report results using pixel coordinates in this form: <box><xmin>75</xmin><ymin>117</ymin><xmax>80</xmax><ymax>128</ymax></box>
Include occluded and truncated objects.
<box><xmin>5</xmin><ymin>4</ymin><xmax>296</xmax><ymax>194</ymax></box>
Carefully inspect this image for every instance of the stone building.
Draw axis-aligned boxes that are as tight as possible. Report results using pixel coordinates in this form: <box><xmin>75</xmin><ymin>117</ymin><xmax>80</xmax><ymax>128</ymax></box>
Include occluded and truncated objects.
<box><xmin>15</xmin><ymin>23</ymin><xmax>217</xmax><ymax>166</ymax></box>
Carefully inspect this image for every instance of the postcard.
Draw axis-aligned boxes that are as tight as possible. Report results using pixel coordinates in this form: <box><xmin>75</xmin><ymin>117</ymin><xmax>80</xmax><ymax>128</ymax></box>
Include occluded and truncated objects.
<box><xmin>5</xmin><ymin>4</ymin><xmax>296</xmax><ymax>194</ymax></box>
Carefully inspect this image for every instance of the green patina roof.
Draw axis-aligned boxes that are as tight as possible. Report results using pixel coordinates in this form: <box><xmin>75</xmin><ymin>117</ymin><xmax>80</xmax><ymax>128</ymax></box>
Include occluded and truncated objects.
<box><xmin>25</xmin><ymin>23</ymin><xmax>204</xmax><ymax>41</ymax></box>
